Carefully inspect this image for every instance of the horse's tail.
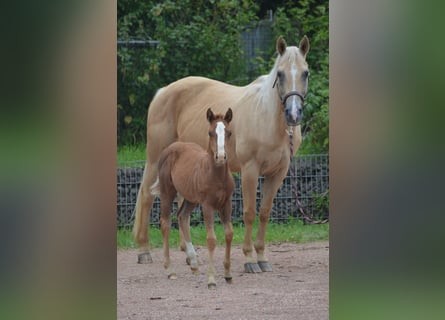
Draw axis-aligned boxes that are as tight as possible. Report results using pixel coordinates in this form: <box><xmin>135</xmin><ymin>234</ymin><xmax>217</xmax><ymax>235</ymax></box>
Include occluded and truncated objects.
<box><xmin>150</xmin><ymin>177</ymin><xmax>160</xmax><ymax>196</ymax></box>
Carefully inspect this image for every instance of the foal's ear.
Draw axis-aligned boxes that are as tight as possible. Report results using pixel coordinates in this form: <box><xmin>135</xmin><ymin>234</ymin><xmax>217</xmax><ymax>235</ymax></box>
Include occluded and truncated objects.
<box><xmin>276</xmin><ymin>36</ymin><xmax>287</xmax><ymax>55</ymax></box>
<box><xmin>224</xmin><ymin>108</ymin><xmax>233</xmax><ymax>123</ymax></box>
<box><xmin>299</xmin><ymin>35</ymin><xmax>310</xmax><ymax>58</ymax></box>
<box><xmin>206</xmin><ymin>108</ymin><xmax>214</xmax><ymax>122</ymax></box>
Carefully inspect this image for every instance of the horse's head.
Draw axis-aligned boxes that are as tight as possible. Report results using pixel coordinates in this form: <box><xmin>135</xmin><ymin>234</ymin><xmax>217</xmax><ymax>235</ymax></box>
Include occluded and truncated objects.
<box><xmin>273</xmin><ymin>35</ymin><xmax>310</xmax><ymax>126</ymax></box>
<box><xmin>206</xmin><ymin>108</ymin><xmax>233</xmax><ymax>166</ymax></box>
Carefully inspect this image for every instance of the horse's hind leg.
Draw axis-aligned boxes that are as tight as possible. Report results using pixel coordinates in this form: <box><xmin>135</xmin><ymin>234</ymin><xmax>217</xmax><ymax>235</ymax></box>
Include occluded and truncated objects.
<box><xmin>220</xmin><ymin>200</ymin><xmax>234</xmax><ymax>283</ymax></box>
<box><xmin>177</xmin><ymin>200</ymin><xmax>198</xmax><ymax>273</ymax></box>
<box><xmin>203</xmin><ymin>205</ymin><xmax>217</xmax><ymax>289</ymax></box>
<box><xmin>133</xmin><ymin>161</ymin><xmax>158</xmax><ymax>264</ymax></box>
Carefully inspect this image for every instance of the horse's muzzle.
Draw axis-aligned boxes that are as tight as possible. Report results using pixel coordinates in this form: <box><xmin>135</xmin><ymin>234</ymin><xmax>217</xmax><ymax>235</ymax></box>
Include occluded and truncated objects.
<box><xmin>285</xmin><ymin>106</ymin><xmax>303</xmax><ymax>126</ymax></box>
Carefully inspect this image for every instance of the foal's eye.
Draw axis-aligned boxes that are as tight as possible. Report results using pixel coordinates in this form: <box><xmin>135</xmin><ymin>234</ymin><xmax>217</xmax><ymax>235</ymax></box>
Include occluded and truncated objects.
<box><xmin>226</xmin><ymin>131</ymin><xmax>232</xmax><ymax>137</ymax></box>
<box><xmin>208</xmin><ymin>131</ymin><xmax>213</xmax><ymax>137</ymax></box>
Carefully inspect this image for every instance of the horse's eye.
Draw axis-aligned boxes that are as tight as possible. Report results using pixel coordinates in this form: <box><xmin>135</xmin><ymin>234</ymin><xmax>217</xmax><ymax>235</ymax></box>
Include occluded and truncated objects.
<box><xmin>302</xmin><ymin>70</ymin><xmax>309</xmax><ymax>78</ymax></box>
<box><xmin>208</xmin><ymin>131</ymin><xmax>213</xmax><ymax>137</ymax></box>
<box><xmin>277</xmin><ymin>71</ymin><xmax>284</xmax><ymax>79</ymax></box>
<box><xmin>226</xmin><ymin>131</ymin><xmax>232</xmax><ymax>137</ymax></box>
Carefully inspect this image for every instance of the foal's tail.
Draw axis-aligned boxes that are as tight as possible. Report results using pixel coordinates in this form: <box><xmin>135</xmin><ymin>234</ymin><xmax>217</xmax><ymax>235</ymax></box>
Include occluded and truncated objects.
<box><xmin>150</xmin><ymin>177</ymin><xmax>160</xmax><ymax>196</ymax></box>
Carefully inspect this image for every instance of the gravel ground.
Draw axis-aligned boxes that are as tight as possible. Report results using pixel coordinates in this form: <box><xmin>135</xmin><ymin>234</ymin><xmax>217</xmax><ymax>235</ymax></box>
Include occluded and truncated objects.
<box><xmin>117</xmin><ymin>241</ymin><xmax>329</xmax><ymax>320</ymax></box>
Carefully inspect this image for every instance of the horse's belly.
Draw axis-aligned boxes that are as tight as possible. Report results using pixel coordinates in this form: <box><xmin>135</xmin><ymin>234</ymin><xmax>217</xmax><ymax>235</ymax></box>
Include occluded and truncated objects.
<box><xmin>258</xmin><ymin>147</ymin><xmax>290</xmax><ymax>176</ymax></box>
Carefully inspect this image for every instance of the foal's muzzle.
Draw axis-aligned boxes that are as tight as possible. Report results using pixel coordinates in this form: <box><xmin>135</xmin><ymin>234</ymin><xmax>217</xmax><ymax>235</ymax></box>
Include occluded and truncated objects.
<box><xmin>215</xmin><ymin>152</ymin><xmax>227</xmax><ymax>165</ymax></box>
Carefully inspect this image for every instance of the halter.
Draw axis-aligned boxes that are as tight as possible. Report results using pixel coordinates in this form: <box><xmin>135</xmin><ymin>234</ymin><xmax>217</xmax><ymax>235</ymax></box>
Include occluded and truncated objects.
<box><xmin>272</xmin><ymin>76</ymin><xmax>306</xmax><ymax>107</ymax></box>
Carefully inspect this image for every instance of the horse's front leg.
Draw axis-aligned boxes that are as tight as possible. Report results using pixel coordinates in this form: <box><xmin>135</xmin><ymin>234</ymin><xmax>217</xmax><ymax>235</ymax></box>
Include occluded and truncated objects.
<box><xmin>202</xmin><ymin>205</ymin><xmax>217</xmax><ymax>289</ymax></box>
<box><xmin>255</xmin><ymin>167</ymin><xmax>289</xmax><ymax>272</ymax></box>
<box><xmin>220</xmin><ymin>199</ymin><xmax>234</xmax><ymax>283</ymax></box>
<box><xmin>240</xmin><ymin>163</ymin><xmax>262</xmax><ymax>273</ymax></box>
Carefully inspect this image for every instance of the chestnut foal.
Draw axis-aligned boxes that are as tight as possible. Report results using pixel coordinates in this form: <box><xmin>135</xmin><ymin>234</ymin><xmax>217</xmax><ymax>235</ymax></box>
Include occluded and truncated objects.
<box><xmin>151</xmin><ymin>108</ymin><xmax>234</xmax><ymax>289</ymax></box>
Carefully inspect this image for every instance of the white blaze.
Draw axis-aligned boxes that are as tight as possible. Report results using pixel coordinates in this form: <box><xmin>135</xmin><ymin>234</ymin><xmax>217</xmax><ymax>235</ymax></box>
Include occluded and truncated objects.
<box><xmin>290</xmin><ymin>62</ymin><xmax>298</xmax><ymax>120</ymax></box>
<box><xmin>215</xmin><ymin>121</ymin><xmax>226</xmax><ymax>158</ymax></box>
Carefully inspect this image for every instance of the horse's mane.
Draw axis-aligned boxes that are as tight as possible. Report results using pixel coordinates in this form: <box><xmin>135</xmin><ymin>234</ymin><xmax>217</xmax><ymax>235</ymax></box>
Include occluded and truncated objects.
<box><xmin>238</xmin><ymin>54</ymin><xmax>280</xmax><ymax>113</ymax></box>
<box><xmin>239</xmin><ymin>47</ymin><xmax>299</xmax><ymax>114</ymax></box>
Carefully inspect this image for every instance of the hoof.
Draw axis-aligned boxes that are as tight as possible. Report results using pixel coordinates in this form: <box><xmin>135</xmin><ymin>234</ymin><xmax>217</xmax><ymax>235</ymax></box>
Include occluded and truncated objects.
<box><xmin>168</xmin><ymin>273</ymin><xmax>177</xmax><ymax>280</ymax></box>
<box><xmin>258</xmin><ymin>261</ymin><xmax>273</xmax><ymax>272</ymax></box>
<box><xmin>244</xmin><ymin>262</ymin><xmax>262</xmax><ymax>273</ymax></box>
<box><xmin>191</xmin><ymin>267</ymin><xmax>199</xmax><ymax>275</ymax></box>
<box><xmin>137</xmin><ymin>252</ymin><xmax>153</xmax><ymax>264</ymax></box>
<box><xmin>208</xmin><ymin>283</ymin><xmax>216</xmax><ymax>290</ymax></box>
<box><xmin>224</xmin><ymin>277</ymin><xmax>233</xmax><ymax>284</ymax></box>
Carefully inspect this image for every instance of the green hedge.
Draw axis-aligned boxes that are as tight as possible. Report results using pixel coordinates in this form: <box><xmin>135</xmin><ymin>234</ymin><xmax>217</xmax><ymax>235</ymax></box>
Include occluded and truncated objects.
<box><xmin>118</xmin><ymin>0</ymin><xmax>328</xmax><ymax>153</ymax></box>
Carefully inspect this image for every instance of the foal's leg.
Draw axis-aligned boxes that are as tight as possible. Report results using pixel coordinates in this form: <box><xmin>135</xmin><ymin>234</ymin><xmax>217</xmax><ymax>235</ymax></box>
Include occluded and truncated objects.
<box><xmin>255</xmin><ymin>168</ymin><xmax>289</xmax><ymax>272</ymax></box>
<box><xmin>176</xmin><ymin>195</ymin><xmax>187</xmax><ymax>252</ymax></box>
<box><xmin>177</xmin><ymin>200</ymin><xmax>198</xmax><ymax>273</ymax></box>
<box><xmin>160</xmin><ymin>190</ymin><xmax>177</xmax><ymax>279</ymax></box>
<box><xmin>240</xmin><ymin>162</ymin><xmax>262</xmax><ymax>273</ymax></box>
<box><xmin>203</xmin><ymin>205</ymin><xmax>217</xmax><ymax>289</ymax></box>
<box><xmin>220</xmin><ymin>200</ymin><xmax>234</xmax><ymax>283</ymax></box>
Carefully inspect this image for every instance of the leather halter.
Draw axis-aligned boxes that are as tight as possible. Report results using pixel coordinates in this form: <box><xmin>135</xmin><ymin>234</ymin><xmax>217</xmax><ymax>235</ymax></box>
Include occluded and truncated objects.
<box><xmin>272</xmin><ymin>76</ymin><xmax>306</xmax><ymax>106</ymax></box>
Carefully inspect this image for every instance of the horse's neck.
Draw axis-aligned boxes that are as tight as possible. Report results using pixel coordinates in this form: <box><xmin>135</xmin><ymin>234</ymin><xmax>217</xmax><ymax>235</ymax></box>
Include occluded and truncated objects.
<box><xmin>240</xmin><ymin>77</ymin><xmax>288</xmax><ymax>139</ymax></box>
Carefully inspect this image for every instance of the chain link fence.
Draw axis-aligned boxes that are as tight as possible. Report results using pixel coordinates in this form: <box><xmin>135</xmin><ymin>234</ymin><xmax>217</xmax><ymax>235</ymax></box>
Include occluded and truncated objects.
<box><xmin>117</xmin><ymin>154</ymin><xmax>329</xmax><ymax>229</ymax></box>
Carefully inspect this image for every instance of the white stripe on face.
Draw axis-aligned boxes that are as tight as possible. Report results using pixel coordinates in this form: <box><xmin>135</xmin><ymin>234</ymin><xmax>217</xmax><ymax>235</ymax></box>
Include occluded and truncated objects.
<box><xmin>290</xmin><ymin>62</ymin><xmax>298</xmax><ymax>120</ymax></box>
<box><xmin>215</xmin><ymin>121</ymin><xmax>226</xmax><ymax>158</ymax></box>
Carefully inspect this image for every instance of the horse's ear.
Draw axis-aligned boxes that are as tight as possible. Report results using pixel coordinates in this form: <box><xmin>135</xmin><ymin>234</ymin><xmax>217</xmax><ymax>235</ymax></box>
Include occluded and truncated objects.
<box><xmin>276</xmin><ymin>36</ymin><xmax>287</xmax><ymax>55</ymax></box>
<box><xmin>299</xmin><ymin>35</ymin><xmax>310</xmax><ymax>58</ymax></box>
<box><xmin>224</xmin><ymin>108</ymin><xmax>233</xmax><ymax>123</ymax></box>
<box><xmin>206</xmin><ymin>108</ymin><xmax>214</xmax><ymax>122</ymax></box>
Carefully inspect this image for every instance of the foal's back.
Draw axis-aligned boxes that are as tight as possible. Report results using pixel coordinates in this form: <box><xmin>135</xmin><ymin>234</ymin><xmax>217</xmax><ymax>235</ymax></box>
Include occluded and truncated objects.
<box><xmin>158</xmin><ymin>141</ymin><xmax>214</xmax><ymax>205</ymax></box>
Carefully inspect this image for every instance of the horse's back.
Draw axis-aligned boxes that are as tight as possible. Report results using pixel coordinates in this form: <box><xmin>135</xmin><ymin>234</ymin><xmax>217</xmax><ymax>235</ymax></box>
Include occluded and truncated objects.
<box><xmin>146</xmin><ymin>77</ymin><xmax>243</xmax><ymax>165</ymax></box>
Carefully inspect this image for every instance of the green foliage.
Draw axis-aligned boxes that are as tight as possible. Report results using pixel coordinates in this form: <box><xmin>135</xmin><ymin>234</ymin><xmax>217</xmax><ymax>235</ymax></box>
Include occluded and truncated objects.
<box><xmin>117</xmin><ymin>220</ymin><xmax>329</xmax><ymax>249</ymax></box>
<box><xmin>312</xmin><ymin>189</ymin><xmax>329</xmax><ymax>219</ymax></box>
<box><xmin>118</xmin><ymin>0</ymin><xmax>258</xmax><ymax>145</ymax></box>
<box><xmin>118</xmin><ymin>0</ymin><xmax>329</xmax><ymax>151</ymax></box>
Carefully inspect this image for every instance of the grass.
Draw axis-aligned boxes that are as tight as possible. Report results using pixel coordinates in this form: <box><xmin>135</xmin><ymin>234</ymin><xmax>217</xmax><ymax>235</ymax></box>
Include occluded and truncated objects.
<box><xmin>117</xmin><ymin>143</ymin><xmax>146</xmax><ymax>164</ymax></box>
<box><xmin>117</xmin><ymin>219</ymin><xmax>329</xmax><ymax>249</ymax></box>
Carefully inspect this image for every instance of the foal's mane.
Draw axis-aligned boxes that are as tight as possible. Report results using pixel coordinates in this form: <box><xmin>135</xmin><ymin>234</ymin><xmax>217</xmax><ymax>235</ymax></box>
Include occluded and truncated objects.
<box><xmin>210</xmin><ymin>113</ymin><xmax>225</xmax><ymax>122</ymax></box>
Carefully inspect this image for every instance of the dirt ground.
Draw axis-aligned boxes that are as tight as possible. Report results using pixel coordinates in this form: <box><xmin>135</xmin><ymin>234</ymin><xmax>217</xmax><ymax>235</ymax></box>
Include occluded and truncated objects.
<box><xmin>117</xmin><ymin>241</ymin><xmax>329</xmax><ymax>320</ymax></box>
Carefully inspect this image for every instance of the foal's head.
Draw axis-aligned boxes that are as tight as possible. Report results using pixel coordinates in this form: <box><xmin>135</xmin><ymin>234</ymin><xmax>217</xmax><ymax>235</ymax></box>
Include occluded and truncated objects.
<box><xmin>273</xmin><ymin>36</ymin><xmax>310</xmax><ymax>126</ymax></box>
<box><xmin>206</xmin><ymin>108</ymin><xmax>233</xmax><ymax>166</ymax></box>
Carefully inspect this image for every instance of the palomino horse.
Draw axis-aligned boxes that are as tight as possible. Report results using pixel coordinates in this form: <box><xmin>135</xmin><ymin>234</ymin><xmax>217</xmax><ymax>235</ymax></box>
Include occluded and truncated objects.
<box><xmin>150</xmin><ymin>108</ymin><xmax>234</xmax><ymax>289</ymax></box>
<box><xmin>134</xmin><ymin>35</ymin><xmax>310</xmax><ymax>273</ymax></box>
